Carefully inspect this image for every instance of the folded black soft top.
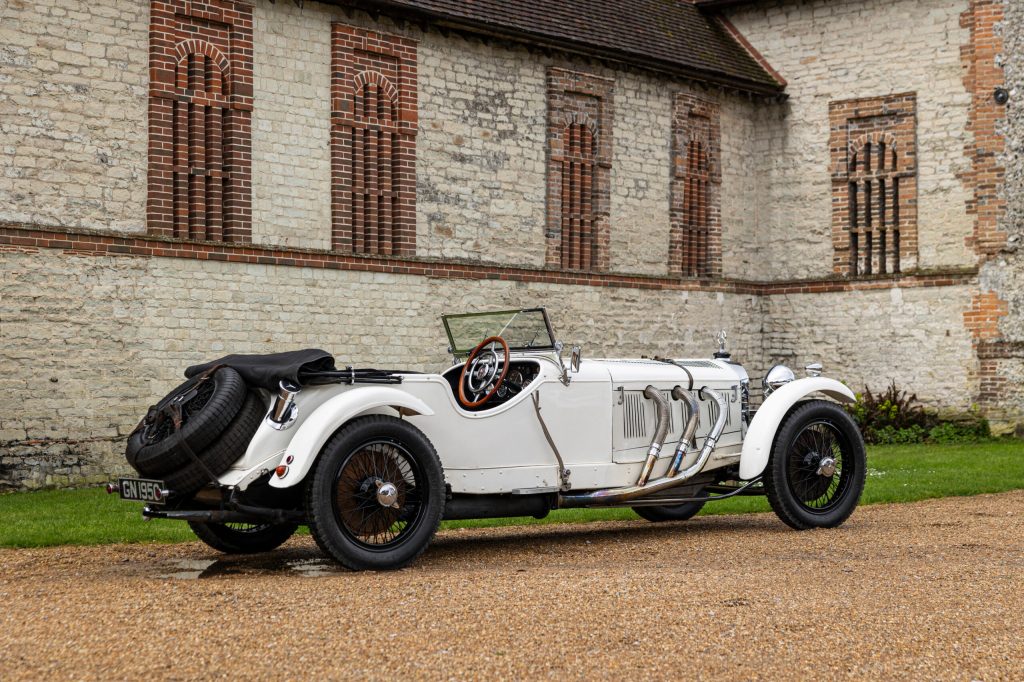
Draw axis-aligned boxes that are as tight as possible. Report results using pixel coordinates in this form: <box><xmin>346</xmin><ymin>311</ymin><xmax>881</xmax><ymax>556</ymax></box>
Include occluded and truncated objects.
<box><xmin>185</xmin><ymin>349</ymin><xmax>412</xmax><ymax>391</ymax></box>
<box><xmin>185</xmin><ymin>349</ymin><xmax>336</xmax><ymax>391</ymax></box>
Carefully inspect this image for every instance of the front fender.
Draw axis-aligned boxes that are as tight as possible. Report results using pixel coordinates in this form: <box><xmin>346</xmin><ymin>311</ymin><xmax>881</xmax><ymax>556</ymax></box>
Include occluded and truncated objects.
<box><xmin>270</xmin><ymin>386</ymin><xmax>434</xmax><ymax>488</ymax></box>
<box><xmin>739</xmin><ymin>377</ymin><xmax>855</xmax><ymax>480</ymax></box>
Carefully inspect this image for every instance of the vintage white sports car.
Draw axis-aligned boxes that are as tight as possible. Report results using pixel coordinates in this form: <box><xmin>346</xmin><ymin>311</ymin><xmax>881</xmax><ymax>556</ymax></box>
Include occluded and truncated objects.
<box><xmin>115</xmin><ymin>308</ymin><xmax>866</xmax><ymax>570</ymax></box>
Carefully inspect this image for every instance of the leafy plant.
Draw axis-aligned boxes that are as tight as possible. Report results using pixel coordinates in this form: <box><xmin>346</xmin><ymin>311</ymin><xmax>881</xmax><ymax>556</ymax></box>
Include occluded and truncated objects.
<box><xmin>845</xmin><ymin>380</ymin><xmax>934</xmax><ymax>444</ymax></box>
<box><xmin>846</xmin><ymin>381</ymin><xmax>994</xmax><ymax>445</ymax></box>
<box><xmin>928</xmin><ymin>417</ymin><xmax>991</xmax><ymax>444</ymax></box>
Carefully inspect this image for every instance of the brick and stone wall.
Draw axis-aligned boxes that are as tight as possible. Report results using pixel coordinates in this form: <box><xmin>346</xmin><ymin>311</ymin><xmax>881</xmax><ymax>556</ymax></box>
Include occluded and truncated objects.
<box><xmin>727</xmin><ymin>0</ymin><xmax>975</xmax><ymax>280</ymax></box>
<box><xmin>0</xmin><ymin>0</ymin><xmax>1017</xmax><ymax>490</ymax></box>
<box><xmin>0</xmin><ymin>241</ymin><xmax>763</xmax><ymax>490</ymax></box>
<box><xmin>976</xmin><ymin>0</ymin><xmax>1024</xmax><ymax>432</ymax></box>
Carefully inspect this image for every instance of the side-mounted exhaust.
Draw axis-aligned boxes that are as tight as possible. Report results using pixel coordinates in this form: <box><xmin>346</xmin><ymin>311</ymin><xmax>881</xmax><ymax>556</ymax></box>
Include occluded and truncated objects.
<box><xmin>559</xmin><ymin>385</ymin><xmax>728</xmax><ymax>508</ymax></box>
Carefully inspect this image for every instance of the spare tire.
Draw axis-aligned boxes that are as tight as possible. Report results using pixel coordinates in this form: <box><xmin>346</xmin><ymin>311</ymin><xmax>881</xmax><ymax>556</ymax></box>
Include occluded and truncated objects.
<box><xmin>161</xmin><ymin>390</ymin><xmax>267</xmax><ymax>498</ymax></box>
<box><xmin>127</xmin><ymin>367</ymin><xmax>248</xmax><ymax>478</ymax></box>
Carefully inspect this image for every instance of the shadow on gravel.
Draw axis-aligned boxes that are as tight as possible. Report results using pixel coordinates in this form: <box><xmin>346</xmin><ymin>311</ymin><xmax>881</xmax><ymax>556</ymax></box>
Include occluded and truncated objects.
<box><xmin>157</xmin><ymin>547</ymin><xmax>344</xmax><ymax>580</ymax></box>
<box><xmin>152</xmin><ymin>515</ymin><xmax>786</xmax><ymax>579</ymax></box>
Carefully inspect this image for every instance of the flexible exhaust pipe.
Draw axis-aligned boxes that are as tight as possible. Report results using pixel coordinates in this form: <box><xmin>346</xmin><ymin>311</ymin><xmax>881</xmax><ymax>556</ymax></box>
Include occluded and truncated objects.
<box><xmin>666</xmin><ymin>385</ymin><xmax>700</xmax><ymax>477</ymax></box>
<box><xmin>559</xmin><ymin>386</ymin><xmax>729</xmax><ymax>508</ymax></box>
<box><xmin>635</xmin><ymin>385</ymin><xmax>672</xmax><ymax>486</ymax></box>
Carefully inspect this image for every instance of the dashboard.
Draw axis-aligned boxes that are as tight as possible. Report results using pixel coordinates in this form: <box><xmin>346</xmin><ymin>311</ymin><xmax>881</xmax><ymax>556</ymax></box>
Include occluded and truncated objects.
<box><xmin>443</xmin><ymin>360</ymin><xmax>541</xmax><ymax>412</ymax></box>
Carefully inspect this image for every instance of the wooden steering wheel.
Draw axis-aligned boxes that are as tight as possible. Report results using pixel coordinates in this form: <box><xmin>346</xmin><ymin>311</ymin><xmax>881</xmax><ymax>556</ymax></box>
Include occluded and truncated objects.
<box><xmin>458</xmin><ymin>336</ymin><xmax>510</xmax><ymax>408</ymax></box>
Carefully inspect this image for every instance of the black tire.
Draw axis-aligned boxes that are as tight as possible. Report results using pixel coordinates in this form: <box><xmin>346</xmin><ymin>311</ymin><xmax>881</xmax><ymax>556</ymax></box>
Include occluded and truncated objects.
<box><xmin>161</xmin><ymin>391</ymin><xmax>266</xmax><ymax>498</ymax></box>
<box><xmin>188</xmin><ymin>521</ymin><xmax>298</xmax><ymax>554</ymax></box>
<box><xmin>764</xmin><ymin>400</ymin><xmax>866</xmax><ymax>530</ymax></box>
<box><xmin>632</xmin><ymin>500</ymin><xmax>706</xmax><ymax>522</ymax></box>
<box><xmin>305</xmin><ymin>415</ymin><xmax>446</xmax><ymax>571</ymax></box>
<box><xmin>127</xmin><ymin>367</ymin><xmax>249</xmax><ymax>477</ymax></box>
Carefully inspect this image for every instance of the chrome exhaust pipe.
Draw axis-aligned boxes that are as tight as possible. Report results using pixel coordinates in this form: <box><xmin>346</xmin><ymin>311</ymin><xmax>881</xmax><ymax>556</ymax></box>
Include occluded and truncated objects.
<box><xmin>635</xmin><ymin>385</ymin><xmax>671</xmax><ymax>486</ymax></box>
<box><xmin>559</xmin><ymin>386</ymin><xmax>729</xmax><ymax>508</ymax></box>
<box><xmin>672</xmin><ymin>386</ymin><xmax>727</xmax><ymax>484</ymax></box>
<box><xmin>666</xmin><ymin>385</ymin><xmax>700</xmax><ymax>477</ymax></box>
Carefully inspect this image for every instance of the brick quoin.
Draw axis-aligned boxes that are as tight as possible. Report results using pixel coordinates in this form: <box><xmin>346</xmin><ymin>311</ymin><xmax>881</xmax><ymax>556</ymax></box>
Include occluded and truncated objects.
<box><xmin>670</xmin><ymin>93</ymin><xmax>722</xmax><ymax>278</ymax></box>
<box><xmin>959</xmin><ymin>0</ymin><xmax>1010</xmax><ymax>413</ymax></box>
<box><xmin>331</xmin><ymin>24</ymin><xmax>417</xmax><ymax>256</ymax></box>
<box><xmin>147</xmin><ymin>0</ymin><xmax>253</xmax><ymax>243</ymax></box>
<box><xmin>829</xmin><ymin>93</ymin><xmax>918</xmax><ymax>277</ymax></box>
<box><xmin>545</xmin><ymin>67</ymin><xmax>614</xmax><ymax>272</ymax></box>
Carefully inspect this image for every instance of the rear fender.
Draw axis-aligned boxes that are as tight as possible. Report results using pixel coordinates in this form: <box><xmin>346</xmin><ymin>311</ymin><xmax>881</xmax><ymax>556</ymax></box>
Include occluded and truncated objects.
<box><xmin>270</xmin><ymin>386</ymin><xmax>434</xmax><ymax>489</ymax></box>
<box><xmin>739</xmin><ymin>377</ymin><xmax>856</xmax><ymax>480</ymax></box>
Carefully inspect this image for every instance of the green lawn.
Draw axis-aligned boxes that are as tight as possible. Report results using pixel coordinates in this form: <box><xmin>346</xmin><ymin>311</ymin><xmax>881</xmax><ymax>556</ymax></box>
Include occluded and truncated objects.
<box><xmin>2</xmin><ymin>440</ymin><xmax>1022</xmax><ymax>548</ymax></box>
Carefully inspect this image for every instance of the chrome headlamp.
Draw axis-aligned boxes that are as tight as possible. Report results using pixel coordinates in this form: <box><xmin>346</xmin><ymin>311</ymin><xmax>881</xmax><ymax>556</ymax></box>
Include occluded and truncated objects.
<box><xmin>762</xmin><ymin>365</ymin><xmax>796</xmax><ymax>397</ymax></box>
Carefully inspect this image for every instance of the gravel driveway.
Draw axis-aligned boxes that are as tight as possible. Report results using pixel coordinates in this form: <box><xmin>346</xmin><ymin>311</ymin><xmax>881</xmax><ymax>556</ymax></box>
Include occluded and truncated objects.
<box><xmin>2</xmin><ymin>491</ymin><xmax>1022</xmax><ymax>680</ymax></box>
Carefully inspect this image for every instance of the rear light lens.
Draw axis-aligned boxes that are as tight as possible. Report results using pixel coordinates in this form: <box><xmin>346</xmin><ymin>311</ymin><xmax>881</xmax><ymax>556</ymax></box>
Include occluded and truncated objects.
<box><xmin>275</xmin><ymin>465</ymin><xmax>288</xmax><ymax>478</ymax></box>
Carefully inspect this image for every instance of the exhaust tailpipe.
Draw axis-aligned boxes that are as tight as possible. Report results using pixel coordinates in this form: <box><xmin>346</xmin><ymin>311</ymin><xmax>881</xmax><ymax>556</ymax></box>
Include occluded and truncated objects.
<box><xmin>559</xmin><ymin>386</ymin><xmax>729</xmax><ymax>508</ymax></box>
<box><xmin>635</xmin><ymin>385</ymin><xmax>671</xmax><ymax>486</ymax></box>
<box><xmin>666</xmin><ymin>386</ymin><xmax>700</xmax><ymax>477</ymax></box>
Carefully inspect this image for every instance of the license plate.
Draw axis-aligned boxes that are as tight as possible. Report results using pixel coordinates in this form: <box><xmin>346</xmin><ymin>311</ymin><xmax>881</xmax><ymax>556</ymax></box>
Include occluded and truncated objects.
<box><xmin>118</xmin><ymin>477</ymin><xmax>168</xmax><ymax>504</ymax></box>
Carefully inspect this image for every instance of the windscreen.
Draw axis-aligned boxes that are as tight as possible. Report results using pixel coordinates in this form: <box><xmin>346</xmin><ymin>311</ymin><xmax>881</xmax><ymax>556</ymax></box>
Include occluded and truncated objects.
<box><xmin>443</xmin><ymin>308</ymin><xmax>556</xmax><ymax>355</ymax></box>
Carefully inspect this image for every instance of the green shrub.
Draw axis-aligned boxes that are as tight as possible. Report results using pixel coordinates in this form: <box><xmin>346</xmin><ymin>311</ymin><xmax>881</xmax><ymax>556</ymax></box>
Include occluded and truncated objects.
<box><xmin>845</xmin><ymin>380</ymin><xmax>934</xmax><ymax>444</ymax></box>
<box><xmin>845</xmin><ymin>380</ymin><xmax>993</xmax><ymax>445</ymax></box>
<box><xmin>873</xmin><ymin>424</ymin><xmax>928</xmax><ymax>445</ymax></box>
<box><xmin>928</xmin><ymin>417</ymin><xmax>991</xmax><ymax>444</ymax></box>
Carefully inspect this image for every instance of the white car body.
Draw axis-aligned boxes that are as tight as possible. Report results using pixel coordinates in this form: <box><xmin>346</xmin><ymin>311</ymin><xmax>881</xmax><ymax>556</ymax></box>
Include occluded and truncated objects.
<box><xmin>122</xmin><ymin>307</ymin><xmax>865</xmax><ymax>570</ymax></box>
<box><xmin>218</xmin><ymin>350</ymin><xmax>853</xmax><ymax>496</ymax></box>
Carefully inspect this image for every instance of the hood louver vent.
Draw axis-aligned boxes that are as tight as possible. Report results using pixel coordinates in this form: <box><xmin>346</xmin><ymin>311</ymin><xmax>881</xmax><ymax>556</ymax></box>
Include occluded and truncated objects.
<box><xmin>623</xmin><ymin>391</ymin><xmax>648</xmax><ymax>440</ymax></box>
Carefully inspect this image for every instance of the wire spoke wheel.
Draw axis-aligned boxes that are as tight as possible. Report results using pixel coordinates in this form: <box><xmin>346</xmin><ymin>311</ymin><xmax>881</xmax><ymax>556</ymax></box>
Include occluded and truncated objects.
<box><xmin>764</xmin><ymin>400</ymin><xmax>866</xmax><ymax>530</ymax></box>
<box><xmin>785</xmin><ymin>421</ymin><xmax>851</xmax><ymax>513</ymax></box>
<box><xmin>333</xmin><ymin>440</ymin><xmax>424</xmax><ymax>550</ymax></box>
<box><xmin>306</xmin><ymin>416</ymin><xmax>445</xmax><ymax>571</ymax></box>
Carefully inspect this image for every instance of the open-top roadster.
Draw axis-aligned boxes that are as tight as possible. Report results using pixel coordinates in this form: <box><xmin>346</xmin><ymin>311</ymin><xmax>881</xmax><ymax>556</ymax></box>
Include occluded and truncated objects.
<box><xmin>115</xmin><ymin>308</ymin><xmax>866</xmax><ymax>570</ymax></box>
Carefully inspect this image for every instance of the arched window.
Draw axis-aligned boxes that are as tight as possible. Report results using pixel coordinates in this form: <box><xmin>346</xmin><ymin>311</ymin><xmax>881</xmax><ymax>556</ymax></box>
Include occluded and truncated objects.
<box><xmin>147</xmin><ymin>1</ymin><xmax>252</xmax><ymax>241</ymax></box>
<box><xmin>670</xmin><ymin>94</ymin><xmax>721</xmax><ymax>278</ymax></box>
<box><xmin>349</xmin><ymin>73</ymin><xmax>400</xmax><ymax>255</ymax></box>
<box><xmin>170</xmin><ymin>44</ymin><xmax>231</xmax><ymax>241</ymax></box>
<box><xmin>331</xmin><ymin>24</ymin><xmax>417</xmax><ymax>256</ymax></box>
<box><xmin>829</xmin><ymin>94</ymin><xmax>917</xmax><ymax>276</ymax></box>
<box><xmin>545</xmin><ymin>68</ymin><xmax>612</xmax><ymax>271</ymax></box>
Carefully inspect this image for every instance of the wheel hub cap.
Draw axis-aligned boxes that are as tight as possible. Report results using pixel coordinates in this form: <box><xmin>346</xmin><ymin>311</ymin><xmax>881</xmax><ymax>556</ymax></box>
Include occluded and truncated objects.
<box><xmin>817</xmin><ymin>456</ymin><xmax>837</xmax><ymax>477</ymax></box>
<box><xmin>376</xmin><ymin>481</ymin><xmax>399</xmax><ymax>508</ymax></box>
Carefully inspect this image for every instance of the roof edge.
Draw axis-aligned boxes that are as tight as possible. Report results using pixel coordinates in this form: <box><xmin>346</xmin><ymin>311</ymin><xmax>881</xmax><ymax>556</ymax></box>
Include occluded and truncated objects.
<box><xmin>714</xmin><ymin>15</ymin><xmax>787</xmax><ymax>88</ymax></box>
<box><xmin>334</xmin><ymin>0</ymin><xmax>787</xmax><ymax>97</ymax></box>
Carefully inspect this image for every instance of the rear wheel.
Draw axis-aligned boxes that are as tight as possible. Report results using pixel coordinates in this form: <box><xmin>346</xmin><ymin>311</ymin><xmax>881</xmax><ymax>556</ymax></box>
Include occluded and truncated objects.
<box><xmin>188</xmin><ymin>521</ymin><xmax>298</xmax><ymax>554</ymax></box>
<box><xmin>764</xmin><ymin>400</ymin><xmax>866</xmax><ymax>530</ymax></box>
<box><xmin>305</xmin><ymin>416</ymin><xmax>445</xmax><ymax>571</ymax></box>
<box><xmin>632</xmin><ymin>501</ymin><xmax>705</xmax><ymax>522</ymax></box>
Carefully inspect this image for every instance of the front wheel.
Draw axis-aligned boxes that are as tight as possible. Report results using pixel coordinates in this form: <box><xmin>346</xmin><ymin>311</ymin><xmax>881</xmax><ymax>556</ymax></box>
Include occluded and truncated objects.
<box><xmin>305</xmin><ymin>415</ymin><xmax>446</xmax><ymax>571</ymax></box>
<box><xmin>188</xmin><ymin>521</ymin><xmax>298</xmax><ymax>554</ymax></box>
<box><xmin>764</xmin><ymin>400</ymin><xmax>866</xmax><ymax>530</ymax></box>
